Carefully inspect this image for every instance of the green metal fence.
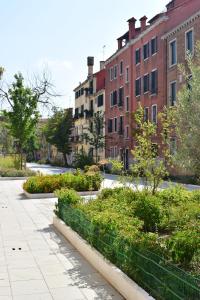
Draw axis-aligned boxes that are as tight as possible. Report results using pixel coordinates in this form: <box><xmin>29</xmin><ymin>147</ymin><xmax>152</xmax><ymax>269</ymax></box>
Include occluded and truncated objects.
<box><xmin>57</xmin><ymin>204</ymin><xmax>200</xmax><ymax>300</ymax></box>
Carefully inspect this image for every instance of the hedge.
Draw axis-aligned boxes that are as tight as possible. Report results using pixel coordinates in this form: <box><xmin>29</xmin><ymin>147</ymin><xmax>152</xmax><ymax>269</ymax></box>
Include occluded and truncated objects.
<box><xmin>55</xmin><ymin>187</ymin><xmax>200</xmax><ymax>300</ymax></box>
<box><xmin>23</xmin><ymin>172</ymin><xmax>102</xmax><ymax>193</ymax></box>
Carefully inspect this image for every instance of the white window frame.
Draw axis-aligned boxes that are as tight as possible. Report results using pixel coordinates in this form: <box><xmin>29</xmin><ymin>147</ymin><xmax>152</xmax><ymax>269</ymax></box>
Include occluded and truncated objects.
<box><xmin>110</xmin><ymin>92</ymin><xmax>113</xmax><ymax>107</ymax></box>
<box><xmin>125</xmin><ymin>66</ymin><xmax>129</xmax><ymax>83</ymax></box>
<box><xmin>143</xmin><ymin>73</ymin><xmax>149</xmax><ymax>94</ymax></box>
<box><xmin>114</xmin><ymin>64</ymin><xmax>118</xmax><ymax>79</ymax></box>
<box><xmin>114</xmin><ymin>117</ymin><xmax>118</xmax><ymax>133</ymax></box>
<box><xmin>143</xmin><ymin>42</ymin><xmax>149</xmax><ymax>61</ymax></box>
<box><xmin>185</xmin><ymin>28</ymin><xmax>194</xmax><ymax>57</ymax></box>
<box><xmin>135</xmin><ymin>48</ymin><xmax>141</xmax><ymax>65</ymax></box>
<box><xmin>110</xmin><ymin>67</ymin><xmax>113</xmax><ymax>81</ymax></box>
<box><xmin>144</xmin><ymin>107</ymin><xmax>149</xmax><ymax>122</ymax></box>
<box><xmin>135</xmin><ymin>77</ymin><xmax>141</xmax><ymax>97</ymax></box>
<box><xmin>169</xmin><ymin>38</ymin><xmax>177</xmax><ymax>67</ymax></box>
<box><xmin>151</xmin><ymin>36</ymin><xmax>157</xmax><ymax>56</ymax></box>
<box><xmin>151</xmin><ymin>104</ymin><xmax>157</xmax><ymax>124</ymax></box>
<box><xmin>150</xmin><ymin>68</ymin><xmax>158</xmax><ymax>96</ymax></box>
<box><xmin>125</xmin><ymin>96</ymin><xmax>129</xmax><ymax>112</ymax></box>
<box><xmin>169</xmin><ymin>80</ymin><xmax>177</xmax><ymax>106</ymax></box>
<box><xmin>119</xmin><ymin>60</ymin><xmax>123</xmax><ymax>75</ymax></box>
<box><xmin>125</xmin><ymin>125</ymin><xmax>130</xmax><ymax>139</ymax></box>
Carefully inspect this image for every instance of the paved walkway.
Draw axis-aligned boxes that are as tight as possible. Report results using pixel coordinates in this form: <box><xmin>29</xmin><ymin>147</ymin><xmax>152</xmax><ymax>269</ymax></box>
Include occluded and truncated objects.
<box><xmin>27</xmin><ymin>163</ymin><xmax>200</xmax><ymax>191</ymax></box>
<box><xmin>0</xmin><ymin>180</ymin><xmax>123</xmax><ymax>300</ymax></box>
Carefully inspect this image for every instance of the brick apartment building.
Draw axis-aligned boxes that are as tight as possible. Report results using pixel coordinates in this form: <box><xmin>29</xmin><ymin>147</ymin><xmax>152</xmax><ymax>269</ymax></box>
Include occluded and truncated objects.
<box><xmin>73</xmin><ymin>57</ymin><xmax>106</xmax><ymax>161</ymax></box>
<box><xmin>104</xmin><ymin>0</ymin><xmax>200</xmax><ymax>169</ymax></box>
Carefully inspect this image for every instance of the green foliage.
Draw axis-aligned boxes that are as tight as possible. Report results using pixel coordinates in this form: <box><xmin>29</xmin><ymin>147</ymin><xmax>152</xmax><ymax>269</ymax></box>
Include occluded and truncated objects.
<box><xmin>166</xmin><ymin>229</ymin><xmax>200</xmax><ymax>267</ymax></box>
<box><xmin>0</xmin><ymin>168</ymin><xmax>36</xmax><ymax>177</ymax></box>
<box><xmin>73</xmin><ymin>149</ymin><xmax>94</xmax><ymax>169</ymax></box>
<box><xmin>84</xmin><ymin>111</ymin><xmax>105</xmax><ymax>163</ymax></box>
<box><xmin>131</xmin><ymin>105</ymin><xmax>174</xmax><ymax>194</ymax></box>
<box><xmin>175</xmin><ymin>41</ymin><xmax>200</xmax><ymax>178</ymax></box>
<box><xmin>3</xmin><ymin>73</ymin><xmax>39</xmax><ymax>169</ymax></box>
<box><xmin>44</xmin><ymin>107</ymin><xmax>73</xmax><ymax>166</ymax></box>
<box><xmin>23</xmin><ymin>172</ymin><xmax>102</xmax><ymax>194</ymax></box>
<box><xmin>56</xmin><ymin>185</ymin><xmax>200</xmax><ymax>273</ymax></box>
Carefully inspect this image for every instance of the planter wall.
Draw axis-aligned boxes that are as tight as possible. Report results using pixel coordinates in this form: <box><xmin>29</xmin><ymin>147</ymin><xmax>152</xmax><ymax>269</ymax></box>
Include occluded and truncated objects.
<box><xmin>53</xmin><ymin>215</ymin><xmax>154</xmax><ymax>300</ymax></box>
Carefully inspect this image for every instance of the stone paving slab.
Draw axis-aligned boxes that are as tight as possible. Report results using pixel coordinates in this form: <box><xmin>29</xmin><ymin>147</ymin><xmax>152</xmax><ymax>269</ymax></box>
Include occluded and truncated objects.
<box><xmin>0</xmin><ymin>180</ymin><xmax>124</xmax><ymax>300</ymax></box>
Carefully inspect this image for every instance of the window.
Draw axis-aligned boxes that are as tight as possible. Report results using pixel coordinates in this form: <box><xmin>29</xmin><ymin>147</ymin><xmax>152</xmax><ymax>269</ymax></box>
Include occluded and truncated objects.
<box><xmin>113</xmin><ymin>90</ymin><xmax>118</xmax><ymax>106</ymax></box>
<box><xmin>114</xmin><ymin>117</ymin><xmax>118</xmax><ymax>132</ymax></box>
<box><xmin>144</xmin><ymin>107</ymin><xmax>149</xmax><ymax>122</ymax></box>
<box><xmin>126</xmin><ymin>96</ymin><xmax>129</xmax><ymax>112</ymax></box>
<box><xmin>80</xmin><ymin>105</ymin><xmax>84</xmax><ymax>117</ymax></box>
<box><xmin>151</xmin><ymin>70</ymin><xmax>158</xmax><ymax>95</ymax></box>
<box><xmin>170</xmin><ymin>138</ymin><xmax>177</xmax><ymax>155</ymax></box>
<box><xmin>120</xmin><ymin>61</ymin><xmax>123</xmax><ymax>75</ymax></box>
<box><xmin>170</xmin><ymin>81</ymin><xmax>177</xmax><ymax>106</ymax></box>
<box><xmin>110</xmin><ymin>147</ymin><xmax>114</xmax><ymax>158</ymax></box>
<box><xmin>110</xmin><ymin>67</ymin><xmax>114</xmax><ymax>81</ymax></box>
<box><xmin>114</xmin><ymin>65</ymin><xmax>118</xmax><ymax>79</ymax></box>
<box><xmin>75</xmin><ymin>108</ymin><xmax>79</xmax><ymax>118</ymax></box>
<box><xmin>108</xmin><ymin>119</ymin><xmax>113</xmax><ymax>133</ymax></box>
<box><xmin>143</xmin><ymin>74</ymin><xmax>149</xmax><ymax>93</ymax></box>
<box><xmin>135</xmin><ymin>48</ymin><xmax>141</xmax><ymax>64</ymax></box>
<box><xmin>143</xmin><ymin>43</ymin><xmax>149</xmax><ymax>60</ymax></box>
<box><xmin>110</xmin><ymin>92</ymin><xmax>113</xmax><ymax>107</ymax></box>
<box><xmin>114</xmin><ymin>146</ymin><xmax>118</xmax><ymax>158</ymax></box>
<box><xmin>169</xmin><ymin>39</ymin><xmax>177</xmax><ymax>66</ymax></box>
<box><xmin>125</xmin><ymin>125</ymin><xmax>129</xmax><ymax>139</ymax></box>
<box><xmin>97</xmin><ymin>94</ymin><xmax>104</xmax><ymax>107</ymax></box>
<box><xmin>186</xmin><ymin>29</ymin><xmax>194</xmax><ymax>54</ymax></box>
<box><xmin>126</xmin><ymin>67</ymin><xmax>129</xmax><ymax>83</ymax></box>
<box><xmin>151</xmin><ymin>37</ymin><xmax>158</xmax><ymax>55</ymax></box>
<box><xmin>118</xmin><ymin>87</ymin><xmax>124</xmax><ymax>107</ymax></box>
<box><xmin>119</xmin><ymin>116</ymin><xmax>124</xmax><ymax>135</ymax></box>
<box><xmin>152</xmin><ymin>105</ymin><xmax>157</xmax><ymax>124</ymax></box>
<box><xmin>81</xmin><ymin>88</ymin><xmax>84</xmax><ymax>95</ymax></box>
<box><xmin>135</xmin><ymin>78</ymin><xmax>141</xmax><ymax>97</ymax></box>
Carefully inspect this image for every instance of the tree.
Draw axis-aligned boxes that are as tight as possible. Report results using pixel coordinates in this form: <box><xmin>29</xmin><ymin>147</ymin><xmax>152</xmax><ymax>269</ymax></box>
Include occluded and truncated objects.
<box><xmin>2</xmin><ymin>74</ymin><xmax>39</xmax><ymax>169</ymax></box>
<box><xmin>0</xmin><ymin>116</ymin><xmax>13</xmax><ymax>155</ymax></box>
<box><xmin>0</xmin><ymin>70</ymin><xmax>58</xmax><ymax>169</ymax></box>
<box><xmin>84</xmin><ymin>111</ymin><xmax>105</xmax><ymax>164</ymax></box>
<box><xmin>175</xmin><ymin>41</ymin><xmax>200</xmax><ymax>179</ymax></box>
<box><xmin>131</xmin><ymin>104</ymin><xmax>174</xmax><ymax>194</ymax></box>
<box><xmin>44</xmin><ymin>107</ymin><xmax>73</xmax><ymax>166</ymax></box>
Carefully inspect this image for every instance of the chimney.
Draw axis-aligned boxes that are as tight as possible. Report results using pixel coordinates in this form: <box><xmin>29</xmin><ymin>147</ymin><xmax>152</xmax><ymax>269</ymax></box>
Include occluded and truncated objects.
<box><xmin>140</xmin><ymin>16</ymin><xmax>148</xmax><ymax>31</ymax></box>
<box><xmin>127</xmin><ymin>17</ymin><xmax>137</xmax><ymax>40</ymax></box>
<box><xmin>117</xmin><ymin>38</ymin><xmax>123</xmax><ymax>50</ymax></box>
<box><xmin>87</xmin><ymin>56</ymin><xmax>94</xmax><ymax>77</ymax></box>
<box><xmin>100</xmin><ymin>61</ymin><xmax>105</xmax><ymax>70</ymax></box>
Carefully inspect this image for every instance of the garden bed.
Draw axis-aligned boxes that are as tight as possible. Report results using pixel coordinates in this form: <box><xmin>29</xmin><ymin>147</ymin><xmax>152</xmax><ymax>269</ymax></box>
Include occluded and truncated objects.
<box><xmin>53</xmin><ymin>215</ymin><xmax>154</xmax><ymax>300</ymax></box>
<box><xmin>55</xmin><ymin>186</ymin><xmax>200</xmax><ymax>300</ymax></box>
<box><xmin>23</xmin><ymin>171</ymin><xmax>102</xmax><ymax>195</ymax></box>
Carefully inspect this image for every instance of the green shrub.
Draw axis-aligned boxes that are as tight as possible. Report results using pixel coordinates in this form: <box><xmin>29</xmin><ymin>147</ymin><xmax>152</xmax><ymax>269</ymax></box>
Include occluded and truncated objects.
<box><xmin>85</xmin><ymin>164</ymin><xmax>100</xmax><ymax>173</ymax></box>
<box><xmin>23</xmin><ymin>172</ymin><xmax>102</xmax><ymax>194</ymax></box>
<box><xmin>0</xmin><ymin>168</ymin><xmax>36</xmax><ymax>177</ymax></box>
<box><xmin>133</xmin><ymin>193</ymin><xmax>162</xmax><ymax>232</ymax></box>
<box><xmin>73</xmin><ymin>150</ymin><xmax>94</xmax><ymax>169</ymax></box>
<box><xmin>166</xmin><ymin>229</ymin><xmax>200</xmax><ymax>266</ymax></box>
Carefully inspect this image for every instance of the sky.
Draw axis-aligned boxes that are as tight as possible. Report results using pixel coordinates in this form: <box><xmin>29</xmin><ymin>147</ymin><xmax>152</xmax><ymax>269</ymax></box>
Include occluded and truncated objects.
<box><xmin>0</xmin><ymin>0</ymin><xmax>169</xmax><ymax>114</ymax></box>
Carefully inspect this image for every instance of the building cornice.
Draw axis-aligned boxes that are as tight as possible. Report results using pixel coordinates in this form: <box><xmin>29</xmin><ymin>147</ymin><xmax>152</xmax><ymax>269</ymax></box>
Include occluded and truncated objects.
<box><xmin>162</xmin><ymin>9</ymin><xmax>200</xmax><ymax>40</ymax></box>
<box><xmin>105</xmin><ymin>15</ymin><xmax>168</xmax><ymax>66</ymax></box>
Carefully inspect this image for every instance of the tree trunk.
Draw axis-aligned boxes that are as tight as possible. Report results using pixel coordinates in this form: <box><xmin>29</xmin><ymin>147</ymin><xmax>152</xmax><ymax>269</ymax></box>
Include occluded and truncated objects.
<box><xmin>95</xmin><ymin>147</ymin><xmax>98</xmax><ymax>164</ymax></box>
<box><xmin>63</xmin><ymin>152</ymin><xmax>67</xmax><ymax>166</ymax></box>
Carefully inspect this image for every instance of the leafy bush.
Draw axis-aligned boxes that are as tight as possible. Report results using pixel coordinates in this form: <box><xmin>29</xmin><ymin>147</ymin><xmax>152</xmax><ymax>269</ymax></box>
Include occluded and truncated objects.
<box><xmin>0</xmin><ymin>168</ymin><xmax>36</xmax><ymax>177</ymax></box>
<box><xmin>84</xmin><ymin>165</ymin><xmax>100</xmax><ymax>173</ymax></box>
<box><xmin>166</xmin><ymin>229</ymin><xmax>200</xmax><ymax>267</ymax></box>
<box><xmin>23</xmin><ymin>172</ymin><xmax>102</xmax><ymax>193</ymax></box>
<box><xmin>73</xmin><ymin>150</ymin><xmax>94</xmax><ymax>169</ymax></box>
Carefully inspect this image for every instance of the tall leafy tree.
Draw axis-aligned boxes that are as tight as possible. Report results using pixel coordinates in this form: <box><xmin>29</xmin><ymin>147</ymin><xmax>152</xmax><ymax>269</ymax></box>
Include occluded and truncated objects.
<box><xmin>131</xmin><ymin>105</ymin><xmax>174</xmax><ymax>194</ymax></box>
<box><xmin>175</xmin><ymin>41</ymin><xmax>200</xmax><ymax>178</ymax></box>
<box><xmin>3</xmin><ymin>74</ymin><xmax>39</xmax><ymax>169</ymax></box>
<box><xmin>84</xmin><ymin>111</ymin><xmax>105</xmax><ymax>164</ymax></box>
<box><xmin>44</xmin><ymin>107</ymin><xmax>73</xmax><ymax>166</ymax></box>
